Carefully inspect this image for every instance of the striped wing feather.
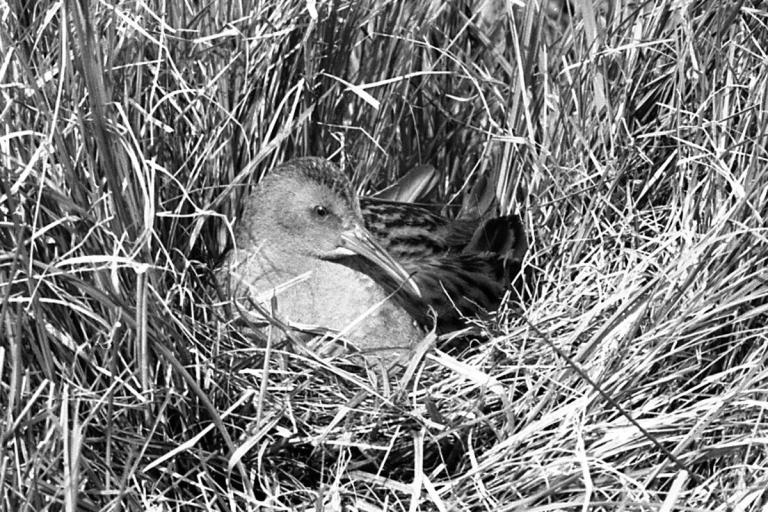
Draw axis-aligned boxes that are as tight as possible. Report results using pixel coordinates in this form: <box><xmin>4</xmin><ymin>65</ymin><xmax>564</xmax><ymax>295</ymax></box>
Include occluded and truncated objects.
<box><xmin>360</xmin><ymin>197</ymin><xmax>527</xmax><ymax>330</ymax></box>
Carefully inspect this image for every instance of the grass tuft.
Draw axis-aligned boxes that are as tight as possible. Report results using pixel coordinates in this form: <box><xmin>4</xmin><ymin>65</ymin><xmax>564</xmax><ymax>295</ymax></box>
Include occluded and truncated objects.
<box><xmin>2</xmin><ymin>0</ymin><xmax>768</xmax><ymax>510</ymax></box>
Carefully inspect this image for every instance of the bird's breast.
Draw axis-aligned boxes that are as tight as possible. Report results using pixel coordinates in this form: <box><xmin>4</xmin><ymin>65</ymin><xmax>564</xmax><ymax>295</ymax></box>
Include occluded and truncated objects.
<box><xmin>225</xmin><ymin>247</ymin><xmax>423</xmax><ymax>357</ymax></box>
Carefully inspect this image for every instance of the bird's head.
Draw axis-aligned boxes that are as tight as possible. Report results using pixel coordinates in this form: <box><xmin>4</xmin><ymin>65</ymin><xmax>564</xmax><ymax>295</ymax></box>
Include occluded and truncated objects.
<box><xmin>239</xmin><ymin>157</ymin><xmax>361</xmax><ymax>257</ymax></box>
<box><xmin>237</xmin><ymin>157</ymin><xmax>420</xmax><ymax>295</ymax></box>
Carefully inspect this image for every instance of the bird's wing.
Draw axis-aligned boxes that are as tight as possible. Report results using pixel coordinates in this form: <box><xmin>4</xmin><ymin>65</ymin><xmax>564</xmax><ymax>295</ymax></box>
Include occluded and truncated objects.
<box><xmin>398</xmin><ymin>253</ymin><xmax>526</xmax><ymax>330</ymax></box>
<box><xmin>361</xmin><ymin>198</ymin><xmax>455</xmax><ymax>258</ymax></box>
<box><xmin>362</xmin><ymin>198</ymin><xmax>528</xmax><ymax>258</ymax></box>
<box><xmin>335</xmin><ymin>249</ymin><xmax>527</xmax><ymax>331</ymax></box>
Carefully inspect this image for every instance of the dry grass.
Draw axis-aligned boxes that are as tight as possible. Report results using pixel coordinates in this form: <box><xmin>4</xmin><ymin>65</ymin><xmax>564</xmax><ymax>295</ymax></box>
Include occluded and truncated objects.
<box><xmin>2</xmin><ymin>0</ymin><xmax>768</xmax><ymax>510</ymax></box>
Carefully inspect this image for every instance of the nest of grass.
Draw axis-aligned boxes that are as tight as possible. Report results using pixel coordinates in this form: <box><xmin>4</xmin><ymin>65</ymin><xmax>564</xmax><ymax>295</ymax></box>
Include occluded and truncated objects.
<box><xmin>2</xmin><ymin>0</ymin><xmax>768</xmax><ymax>510</ymax></box>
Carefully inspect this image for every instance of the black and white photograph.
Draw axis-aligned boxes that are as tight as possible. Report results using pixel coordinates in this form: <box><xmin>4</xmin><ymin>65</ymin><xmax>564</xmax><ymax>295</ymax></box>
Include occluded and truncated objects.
<box><xmin>2</xmin><ymin>0</ymin><xmax>767</xmax><ymax>510</ymax></box>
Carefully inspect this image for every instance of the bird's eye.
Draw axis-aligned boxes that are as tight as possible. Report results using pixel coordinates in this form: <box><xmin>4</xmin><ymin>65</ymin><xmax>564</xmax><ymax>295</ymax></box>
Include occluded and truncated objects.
<box><xmin>314</xmin><ymin>205</ymin><xmax>329</xmax><ymax>218</ymax></box>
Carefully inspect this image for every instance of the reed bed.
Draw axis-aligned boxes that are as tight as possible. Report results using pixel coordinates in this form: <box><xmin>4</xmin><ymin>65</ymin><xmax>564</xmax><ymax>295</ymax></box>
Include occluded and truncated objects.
<box><xmin>2</xmin><ymin>0</ymin><xmax>767</xmax><ymax>510</ymax></box>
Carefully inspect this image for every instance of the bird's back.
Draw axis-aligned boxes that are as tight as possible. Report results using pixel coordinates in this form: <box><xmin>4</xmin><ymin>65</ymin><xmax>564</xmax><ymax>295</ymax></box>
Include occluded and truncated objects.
<box><xmin>359</xmin><ymin>198</ymin><xmax>528</xmax><ymax>330</ymax></box>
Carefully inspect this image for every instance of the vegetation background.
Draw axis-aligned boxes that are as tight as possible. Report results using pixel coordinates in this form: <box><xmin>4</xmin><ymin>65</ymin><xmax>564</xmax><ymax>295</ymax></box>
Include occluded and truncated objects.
<box><xmin>2</xmin><ymin>0</ymin><xmax>767</xmax><ymax>510</ymax></box>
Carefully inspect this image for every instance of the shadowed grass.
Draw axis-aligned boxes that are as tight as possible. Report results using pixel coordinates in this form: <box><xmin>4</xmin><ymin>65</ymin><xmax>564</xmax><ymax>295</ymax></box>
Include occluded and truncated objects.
<box><xmin>2</xmin><ymin>0</ymin><xmax>768</xmax><ymax>510</ymax></box>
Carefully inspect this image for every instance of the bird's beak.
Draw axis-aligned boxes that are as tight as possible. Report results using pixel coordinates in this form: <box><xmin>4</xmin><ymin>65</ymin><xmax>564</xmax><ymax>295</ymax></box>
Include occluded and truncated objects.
<box><xmin>332</xmin><ymin>225</ymin><xmax>421</xmax><ymax>297</ymax></box>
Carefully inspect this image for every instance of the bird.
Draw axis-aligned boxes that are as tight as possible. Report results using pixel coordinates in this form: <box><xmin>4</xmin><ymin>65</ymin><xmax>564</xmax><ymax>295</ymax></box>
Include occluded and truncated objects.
<box><xmin>223</xmin><ymin>157</ymin><xmax>527</xmax><ymax>360</ymax></box>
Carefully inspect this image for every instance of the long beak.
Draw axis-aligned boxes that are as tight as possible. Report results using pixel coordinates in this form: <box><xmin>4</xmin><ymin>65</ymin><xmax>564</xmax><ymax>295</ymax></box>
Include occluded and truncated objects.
<box><xmin>334</xmin><ymin>225</ymin><xmax>421</xmax><ymax>297</ymax></box>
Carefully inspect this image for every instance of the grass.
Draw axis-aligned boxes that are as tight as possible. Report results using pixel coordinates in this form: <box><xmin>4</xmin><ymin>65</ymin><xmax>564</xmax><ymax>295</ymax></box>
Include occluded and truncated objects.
<box><xmin>2</xmin><ymin>0</ymin><xmax>768</xmax><ymax>510</ymax></box>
